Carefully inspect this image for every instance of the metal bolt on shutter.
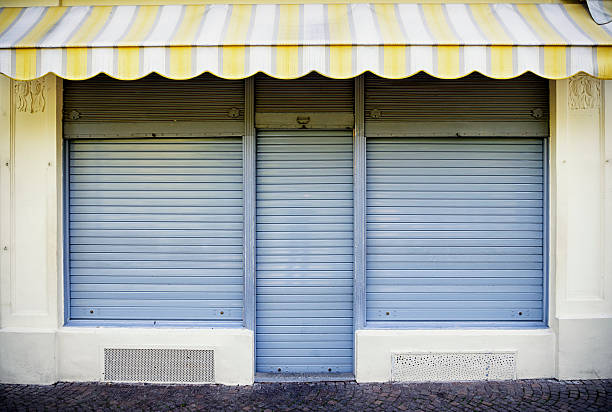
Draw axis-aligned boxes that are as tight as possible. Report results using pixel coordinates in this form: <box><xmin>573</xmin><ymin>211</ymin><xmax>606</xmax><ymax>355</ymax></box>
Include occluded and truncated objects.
<box><xmin>67</xmin><ymin>138</ymin><xmax>244</xmax><ymax>323</ymax></box>
<box><xmin>366</xmin><ymin>137</ymin><xmax>545</xmax><ymax>324</ymax></box>
<box><xmin>255</xmin><ymin>130</ymin><xmax>354</xmax><ymax>373</ymax></box>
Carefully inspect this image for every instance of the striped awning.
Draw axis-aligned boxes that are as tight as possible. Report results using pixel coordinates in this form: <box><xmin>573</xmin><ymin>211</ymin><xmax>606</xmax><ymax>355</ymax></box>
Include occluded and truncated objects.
<box><xmin>1</xmin><ymin>3</ymin><xmax>612</xmax><ymax>81</ymax></box>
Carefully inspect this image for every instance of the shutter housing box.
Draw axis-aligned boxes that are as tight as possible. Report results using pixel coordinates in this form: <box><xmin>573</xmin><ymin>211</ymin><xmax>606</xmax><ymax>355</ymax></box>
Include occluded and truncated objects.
<box><xmin>365</xmin><ymin>72</ymin><xmax>549</xmax><ymax>137</ymax></box>
<box><xmin>255</xmin><ymin>73</ymin><xmax>354</xmax><ymax>129</ymax></box>
<box><xmin>63</xmin><ymin>73</ymin><xmax>245</xmax><ymax>138</ymax></box>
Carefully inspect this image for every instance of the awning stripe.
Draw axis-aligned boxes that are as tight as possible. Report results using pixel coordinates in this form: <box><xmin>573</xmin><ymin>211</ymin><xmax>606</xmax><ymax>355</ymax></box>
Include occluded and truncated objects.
<box><xmin>92</xmin><ymin>6</ymin><xmax>136</xmax><ymax>47</ymax></box>
<box><xmin>375</xmin><ymin>4</ymin><xmax>404</xmax><ymax>45</ymax></box>
<box><xmin>0</xmin><ymin>8</ymin><xmax>23</xmax><ymax>37</ymax></box>
<box><xmin>142</xmin><ymin>5</ymin><xmax>182</xmax><ymax>46</ymax></box>
<box><xmin>520</xmin><ymin>5</ymin><xmax>567</xmax><ymax>45</ymax></box>
<box><xmin>493</xmin><ymin>5</ymin><xmax>539</xmax><ymax>44</ymax></box>
<box><xmin>196</xmin><ymin>4</ymin><xmax>228</xmax><ymax>46</ymax></box>
<box><xmin>121</xmin><ymin>6</ymin><xmax>159</xmax><ymax>45</ymax></box>
<box><xmin>422</xmin><ymin>4</ymin><xmax>456</xmax><ymax>44</ymax></box>
<box><xmin>41</xmin><ymin>7</ymin><xmax>89</xmax><ymax>48</ymax></box>
<box><xmin>2</xmin><ymin>7</ymin><xmax>45</xmax><ymax>47</ymax></box>
<box><xmin>469</xmin><ymin>4</ymin><xmax>512</xmax><ymax>45</ymax></box>
<box><xmin>547</xmin><ymin>4</ymin><xmax>596</xmax><ymax>44</ymax></box>
<box><xmin>1</xmin><ymin>3</ymin><xmax>611</xmax><ymax>80</ymax></box>
<box><xmin>69</xmin><ymin>7</ymin><xmax>111</xmax><ymax>46</ymax></box>
<box><xmin>171</xmin><ymin>5</ymin><xmax>203</xmax><ymax>45</ymax></box>
<box><xmin>445</xmin><ymin>4</ymin><xmax>487</xmax><ymax>45</ymax></box>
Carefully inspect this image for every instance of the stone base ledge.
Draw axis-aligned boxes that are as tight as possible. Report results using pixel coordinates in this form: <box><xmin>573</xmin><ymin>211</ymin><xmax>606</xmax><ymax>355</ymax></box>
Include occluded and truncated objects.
<box><xmin>0</xmin><ymin>327</ymin><xmax>254</xmax><ymax>385</ymax></box>
<box><xmin>355</xmin><ymin>328</ymin><xmax>556</xmax><ymax>382</ymax></box>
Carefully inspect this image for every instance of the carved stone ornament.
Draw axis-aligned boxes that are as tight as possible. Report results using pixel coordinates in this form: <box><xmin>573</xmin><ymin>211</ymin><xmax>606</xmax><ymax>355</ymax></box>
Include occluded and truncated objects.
<box><xmin>569</xmin><ymin>73</ymin><xmax>601</xmax><ymax>110</ymax></box>
<box><xmin>13</xmin><ymin>78</ymin><xmax>46</xmax><ymax>113</ymax></box>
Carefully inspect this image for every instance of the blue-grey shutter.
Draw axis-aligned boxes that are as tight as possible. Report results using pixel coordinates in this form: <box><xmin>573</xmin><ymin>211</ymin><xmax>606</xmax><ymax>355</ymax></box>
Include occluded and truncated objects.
<box><xmin>256</xmin><ymin>130</ymin><xmax>354</xmax><ymax>373</ymax></box>
<box><xmin>366</xmin><ymin>138</ymin><xmax>545</xmax><ymax>323</ymax></box>
<box><xmin>67</xmin><ymin>138</ymin><xmax>244</xmax><ymax>323</ymax></box>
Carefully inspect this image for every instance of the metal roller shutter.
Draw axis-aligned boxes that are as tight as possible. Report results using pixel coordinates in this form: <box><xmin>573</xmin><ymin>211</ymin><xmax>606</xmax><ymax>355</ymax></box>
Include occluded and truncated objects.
<box><xmin>366</xmin><ymin>137</ymin><xmax>545</xmax><ymax>324</ymax></box>
<box><xmin>256</xmin><ymin>130</ymin><xmax>354</xmax><ymax>373</ymax></box>
<box><xmin>67</xmin><ymin>138</ymin><xmax>244</xmax><ymax>324</ymax></box>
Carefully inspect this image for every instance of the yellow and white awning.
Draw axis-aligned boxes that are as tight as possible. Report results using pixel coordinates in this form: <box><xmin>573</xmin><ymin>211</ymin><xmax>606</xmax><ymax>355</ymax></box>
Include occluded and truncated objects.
<box><xmin>1</xmin><ymin>3</ymin><xmax>612</xmax><ymax>80</ymax></box>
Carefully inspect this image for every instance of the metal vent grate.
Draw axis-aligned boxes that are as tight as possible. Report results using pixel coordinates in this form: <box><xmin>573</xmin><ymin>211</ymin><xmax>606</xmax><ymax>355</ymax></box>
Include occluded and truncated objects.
<box><xmin>392</xmin><ymin>352</ymin><xmax>516</xmax><ymax>382</ymax></box>
<box><xmin>104</xmin><ymin>348</ymin><xmax>214</xmax><ymax>383</ymax></box>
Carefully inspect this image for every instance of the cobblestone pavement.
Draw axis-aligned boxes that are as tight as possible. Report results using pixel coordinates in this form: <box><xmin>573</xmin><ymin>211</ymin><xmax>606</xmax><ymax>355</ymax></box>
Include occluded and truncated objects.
<box><xmin>1</xmin><ymin>380</ymin><xmax>611</xmax><ymax>412</ymax></box>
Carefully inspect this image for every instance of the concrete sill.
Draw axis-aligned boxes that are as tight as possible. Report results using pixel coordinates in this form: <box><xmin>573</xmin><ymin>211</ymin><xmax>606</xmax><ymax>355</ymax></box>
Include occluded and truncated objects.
<box><xmin>255</xmin><ymin>373</ymin><xmax>355</xmax><ymax>383</ymax></box>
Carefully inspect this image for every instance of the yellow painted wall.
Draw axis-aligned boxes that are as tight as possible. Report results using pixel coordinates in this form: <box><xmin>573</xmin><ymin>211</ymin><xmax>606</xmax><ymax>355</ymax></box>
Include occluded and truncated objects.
<box><xmin>0</xmin><ymin>74</ymin><xmax>61</xmax><ymax>331</ymax></box>
<box><xmin>552</xmin><ymin>76</ymin><xmax>612</xmax><ymax>379</ymax></box>
<box><xmin>0</xmin><ymin>74</ymin><xmax>60</xmax><ymax>384</ymax></box>
<box><xmin>553</xmin><ymin>77</ymin><xmax>612</xmax><ymax>318</ymax></box>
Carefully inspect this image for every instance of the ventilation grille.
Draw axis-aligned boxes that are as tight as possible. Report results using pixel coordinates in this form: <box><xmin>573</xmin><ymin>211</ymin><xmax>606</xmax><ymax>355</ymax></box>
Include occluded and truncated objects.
<box><xmin>392</xmin><ymin>352</ymin><xmax>516</xmax><ymax>382</ymax></box>
<box><xmin>104</xmin><ymin>348</ymin><xmax>214</xmax><ymax>383</ymax></box>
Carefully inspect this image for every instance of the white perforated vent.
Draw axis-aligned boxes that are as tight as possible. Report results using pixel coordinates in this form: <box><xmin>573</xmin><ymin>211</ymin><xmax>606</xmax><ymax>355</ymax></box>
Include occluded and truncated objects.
<box><xmin>104</xmin><ymin>348</ymin><xmax>214</xmax><ymax>383</ymax></box>
<box><xmin>392</xmin><ymin>352</ymin><xmax>516</xmax><ymax>382</ymax></box>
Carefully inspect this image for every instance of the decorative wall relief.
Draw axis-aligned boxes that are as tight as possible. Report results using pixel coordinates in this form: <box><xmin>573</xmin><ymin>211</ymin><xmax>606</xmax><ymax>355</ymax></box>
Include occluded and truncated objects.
<box><xmin>569</xmin><ymin>73</ymin><xmax>601</xmax><ymax>110</ymax></box>
<box><xmin>13</xmin><ymin>78</ymin><xmax>46</xmax><ymax>114</ymax></box>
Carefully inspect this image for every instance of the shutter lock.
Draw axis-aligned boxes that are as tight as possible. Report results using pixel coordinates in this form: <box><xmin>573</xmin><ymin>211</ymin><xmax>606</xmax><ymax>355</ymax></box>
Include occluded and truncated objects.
<box><xmin>370</xmin><ymin>108</ymin><xmax>382</xmax><ymax>119</ymax></box>
<box><xmin>296</xmin><ymin>116</ymin><xmax>311</xmax><ymax>125</ymax></box>
<box><xmin>69</xmin><ymin>110</ymin><xmax>81</xmax><ymax>120</ymax></box>
<box><xmin>228</xmin><ymin>108</ymin><xmax>240</xmax><ymax>118</ymax></box>
<box><xmin>530</xmin><ymin>108</ymin><xmax>543</xmax><ymax>119</ymax></box>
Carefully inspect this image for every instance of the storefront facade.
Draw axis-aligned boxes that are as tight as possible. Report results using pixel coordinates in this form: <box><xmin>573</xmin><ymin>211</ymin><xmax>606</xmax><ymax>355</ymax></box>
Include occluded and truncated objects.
<box><xmin>0</xmin><ymin>0</ymin><xmax>611</xmax><ymax>385</ymax></box>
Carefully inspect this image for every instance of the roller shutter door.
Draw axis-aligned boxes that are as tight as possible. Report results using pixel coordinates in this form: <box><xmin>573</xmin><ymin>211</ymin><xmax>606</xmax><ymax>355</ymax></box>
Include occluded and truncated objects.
<box><xmin>67</xmin><ymin>138</ymin><xmax>244</xmax><ymax>323</ymax></box>
<box><xmin>256</xmin><ymin>130</ymin><xmax>354</xmax><ymax>373</ymax></box>
<box><xmin>366</xmin><ymin>138</ymin><xmax>545</xmax><ymax>324</ymax></box>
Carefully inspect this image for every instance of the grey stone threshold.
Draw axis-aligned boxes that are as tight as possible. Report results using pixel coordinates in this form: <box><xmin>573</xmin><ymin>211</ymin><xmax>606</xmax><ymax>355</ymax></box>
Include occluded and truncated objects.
<box><xmin>254</xmin><ymin>373</ymin><xmax>355</xmax><ymax>383</ymax></box>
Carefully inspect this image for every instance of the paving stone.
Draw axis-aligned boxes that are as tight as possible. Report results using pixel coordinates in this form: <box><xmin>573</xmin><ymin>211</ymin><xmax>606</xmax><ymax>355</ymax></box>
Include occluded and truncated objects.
<box><xmin>0</xmin><ymin>380</ymin><xmax>611</xmax><ymax>411</ymax></box>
